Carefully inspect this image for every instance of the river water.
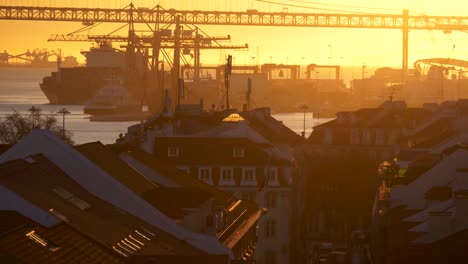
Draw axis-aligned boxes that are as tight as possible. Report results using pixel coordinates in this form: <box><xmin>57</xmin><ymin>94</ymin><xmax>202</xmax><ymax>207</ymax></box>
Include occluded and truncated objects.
<box><xmin>0</xmin><ymin>67</ymin><xmax>332</xmax><ymax>144</ymax></box>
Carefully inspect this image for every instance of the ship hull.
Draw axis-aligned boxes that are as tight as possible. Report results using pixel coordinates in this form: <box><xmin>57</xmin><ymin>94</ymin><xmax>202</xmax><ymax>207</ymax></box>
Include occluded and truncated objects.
<box><xmin>84</xmin><ymin>105</ymin><xmax>141</xmax><ymax>116</ymax></box>
<box><xmin>40</xmin><ymin>67</ymin><xmax>124</xmax><ymax>105</ymax></box>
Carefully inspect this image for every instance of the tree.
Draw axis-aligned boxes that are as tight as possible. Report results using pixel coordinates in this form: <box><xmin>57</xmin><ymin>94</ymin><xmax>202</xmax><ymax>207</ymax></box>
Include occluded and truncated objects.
<box><xmin>0</xmin><ymin>109</ymin><xmax>74</xmax><ymax>145</ymax></box>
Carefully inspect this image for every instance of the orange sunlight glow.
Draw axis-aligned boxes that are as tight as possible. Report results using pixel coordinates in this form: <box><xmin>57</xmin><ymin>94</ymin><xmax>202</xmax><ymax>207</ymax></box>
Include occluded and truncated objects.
<box><xmin>1</xmin><ymin>0</ymin><xmax>468</xmax><ymax>73</ymax></box>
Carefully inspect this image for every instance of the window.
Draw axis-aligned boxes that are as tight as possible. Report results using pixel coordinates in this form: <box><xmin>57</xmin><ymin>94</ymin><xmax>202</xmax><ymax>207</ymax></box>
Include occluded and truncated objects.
<box><xmin>350</xmin><ymin>128</ymin><xmax>360</xmax><ymax>145</ymax></box>
<box><xmin>266</xmin><ymin>191</ymin><xmax>277</xmax><ymax>208</ymax></box>
<box><xmin>268</xmin><ymin>168</ymin><xmax>279</xmax><ymax>186</ymax></box>
<box><xmin>242</xmin><ymin>168</ymin><xmax>256</xmax><ymax>185</ymax></box>
<box><xmin>214</xmin><ymin>207</ymin><xmax>227</xmax><ymax>230</ymax></box>
<box><xmin>375</xmin><ymin>128</ymin><xmax>384</xmax><ymax>145</ymax></box>
<box><xmin>362</xmin><ymin>128</ymin><xmax>371</xmax><ymax>145</ymax></box>
<box><xmin>220</xmin><ymin>168</ymin><xmax>235</xmax><ymax>186</ymax></box>
<box><xmin>168</xmin><ymin>146</ymin><xmax>179</xmax><ymax>157</ymax></box>
<box><xmin>53</xmin><ymin>187</ymin><xmax>91</xmax><ymax>210</ymax></box>
<box><xmin>233</xmin><ymin>146</ymin><xmax>245</xmax><ymax>158</ymax></box>
<box><xmin>265</xmin><ymin>220</ymin><xmax>276</xmax><ymax>238</ymax></box>
<box><xmin>198</xmin><ymin>168</ymin><xmax>212</xmax><ymax>184</ymax></box>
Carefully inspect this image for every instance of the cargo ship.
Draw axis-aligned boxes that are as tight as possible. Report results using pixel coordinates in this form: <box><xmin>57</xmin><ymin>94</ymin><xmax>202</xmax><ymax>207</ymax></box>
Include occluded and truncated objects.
<box><xmin>39</xmin><ymin>42</ymin><xmax>144</xmax><ymax>105</ymax></box>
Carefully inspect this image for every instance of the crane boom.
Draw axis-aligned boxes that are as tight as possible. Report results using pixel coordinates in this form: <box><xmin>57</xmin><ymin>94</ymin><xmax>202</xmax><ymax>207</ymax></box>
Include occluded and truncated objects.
<box><xmin>2</xmin><ymin>5</ymin><xmax>468</xmax><ymax>82</ymax></box>
<box><xmin>1</xmin><ymin>5</ymin><xmax>468</xmax><ymax>30</ymax></box>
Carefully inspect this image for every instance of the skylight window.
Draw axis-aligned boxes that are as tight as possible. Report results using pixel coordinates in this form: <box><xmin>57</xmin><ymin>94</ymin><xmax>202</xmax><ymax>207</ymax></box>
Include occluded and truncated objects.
<box><xmin>222</xmin><ymin>113</ymin><xmax>245</xmax><ymax>122</ymax></box>
<box><xmin>26</xmin><ymin>230</ymin><xmax>61</xmax><ymax>252</ymax></box>
<box><xmin>53</xmin><ymin>186</ymin><xmax>91</xmax><ymax>211</ymax></box>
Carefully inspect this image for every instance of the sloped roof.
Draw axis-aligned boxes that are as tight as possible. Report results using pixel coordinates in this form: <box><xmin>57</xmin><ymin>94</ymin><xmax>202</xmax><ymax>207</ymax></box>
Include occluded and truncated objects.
<box><xmin>190</xmin><ymin>122</ymin><xmax>269</xmax><ymax>144</ymax></box>
<box><xmin>0</xmin><ymin>130</ymin><xmax>231</xmax><ymax>255</ymax></box>
<box><xmin>121</xmin><ymin>150</ymin><xmax>233</xmax><ymax>205</ymax></box>
<box><xmin>0</xmin><ymin>211</ymin><xmax>125</xmax><ymax>264</ymax></box>
<box><xmin>141</xmin><ymin>188</ymin><xmax>213</xmax><ymax>219</ymax></box>
<box><xmin>120</xmin><ymin>149</ymin><xmax>261</xmax><ymax>248</ymax></box>
<box><xmin>391</xmin><ymin>149</ymin><xmax>468</xmax><ymax>210</ymax></box>
<box><xmin>0</xmin><ymin>155</ymin><xmax>201</xmax><ymax>258</ymax></box>
<box><xmin>154</xmin><ymin>137</ymin><xmax>290</xmax><ymax>166</ymax></box>
<box><xmin>75</xmin><ymin>142</ymin><xmax>158</xmax><ymax>195</ymax></box>
<box><xmin>404</xmin><ymin>200</ymin><xmax>454</xmax><ymax>223</ymax></box>
<box><xmin>241</xmin><ymin>108</ymin><xmax>304</xmax><ymax>145</ymax></box>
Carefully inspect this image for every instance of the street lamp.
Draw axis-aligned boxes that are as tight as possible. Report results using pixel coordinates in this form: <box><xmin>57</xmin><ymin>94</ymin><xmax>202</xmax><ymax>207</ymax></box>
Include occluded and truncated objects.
<box><xmin>57</xmin><ymin>108</ymin><xmax>71</xmax><ymax>138</ymax></box>
<box><xmin>301</xmin><ymin>57</ymin><xmax>305</xmax><ymax>79</ymax></box>
<box><xmin>362</xmin><ymin>63</ymin><xmax>367</xmax><ymax>79</ymax></box>
<box><xmin>340</xmin><ymin>56</ymin><xmax>344</xmax><ymax>80</ymax></box>
<box><xmin>28</xmin><ymin>106</ymin><xmax>41</xmax><ymax>129</ymax></box>
<box><xmin>270</xmin><ymin>56</ymin><xmax>273</xmax><ymax>64</ymax></box>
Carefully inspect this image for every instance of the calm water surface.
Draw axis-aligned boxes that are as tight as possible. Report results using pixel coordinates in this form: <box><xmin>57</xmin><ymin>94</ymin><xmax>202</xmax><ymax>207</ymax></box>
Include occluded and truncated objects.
<box><xmin>0</xmin><ymin>67</ymin><xmax>333</xmax><ymax>144</ymax></box>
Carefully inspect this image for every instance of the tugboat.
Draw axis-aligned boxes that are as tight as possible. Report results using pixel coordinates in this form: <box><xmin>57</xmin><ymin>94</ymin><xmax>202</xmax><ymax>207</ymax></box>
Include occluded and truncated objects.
<box><xmin>83</xmin><ymin>79</ymin><xmax>141</xmax><ymax>116</ymax></box>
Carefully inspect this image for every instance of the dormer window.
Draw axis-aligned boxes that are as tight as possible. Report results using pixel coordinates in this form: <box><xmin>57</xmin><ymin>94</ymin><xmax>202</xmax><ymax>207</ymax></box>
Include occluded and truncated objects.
<box><xmin>213</xmin><ymin>206</ymin><xmax>227</xmax><ymax>230</ymax></box>
<box><xmin>241</xmin><ymin>168</ymin><xmax>256</xmax><ymax>186</ymax></box>
<box><xmin>198</xmin><ymin>167</ymin><xmax>213</xmax><ymax>185</ymax></box>
<box><xmin>168</xmin><ymin>146</ymin><xmax>179</xmax><ymax>157</ymax></box>
<box><xmin>219</xmin><ymin>167</ymin><xmax>235</xmax><ymax>186</ymax></box>
<box><xmin>233</xmin><ymin>146</ymin><xmax>245</xmax><ymax>158</ymax></box>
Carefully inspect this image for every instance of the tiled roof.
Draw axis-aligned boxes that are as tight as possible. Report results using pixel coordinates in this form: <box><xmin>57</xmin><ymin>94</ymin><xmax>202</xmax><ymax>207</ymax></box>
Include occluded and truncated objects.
<box><xmin>409</xmin><ymin>118</ymin><xmax>454</xmax><ymax>148</ymax></box>
<box><xmin>123</xmin><ymin>149</ymin><xmax>233</xmax><ymax>205</ymax></box>
<box><xmin>121</xmin><ymin>149</ymin><xmax>260</xmax><ymax>249</ymax></box>
<box><xmin>0</xmin><ymin>155</ymin><xmax>202</xmax><ymax>259</ymax></box>
<box><xmin>154</xmin><ymin>137</ymin><xmax>290</xmax><ymax>166</ymax></box>
<box><xmin>240</xmin><ymin>108</ymin><xmax>304</xmax><ymax>145</ymax></box>
<box><xmin>0</xmin><ymin>211</ymin><xmax>125</xmax><ymax>264</ymax></box>
<box><xmin>141</xmin><ymin>188</ymin><xmax>213</xmax><ymax>219</ymax></box>
<box><xmin>75</xmin><ymin>143</ymin><xmax>223</xmax><ymax>224</ymax></box>
<box><xmin>75</xmin><ymin>142</ymin><xmax>157</xmax><ymax>195</ymax></box>
<box><xmin>0</xmin><ymin>130</ymin><xmax>232</xmax><ymax>255</ymax></box>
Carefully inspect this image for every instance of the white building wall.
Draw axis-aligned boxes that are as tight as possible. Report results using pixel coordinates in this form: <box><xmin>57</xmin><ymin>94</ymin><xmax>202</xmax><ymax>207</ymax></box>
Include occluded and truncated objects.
<box><xmin>255</xmin><ymin>188</ymin><xmax>291</xmax><ymax>264</ymax></box>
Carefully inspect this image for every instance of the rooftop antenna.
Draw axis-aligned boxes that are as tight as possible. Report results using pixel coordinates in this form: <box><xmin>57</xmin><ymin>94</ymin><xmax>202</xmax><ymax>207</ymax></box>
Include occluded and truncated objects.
<box><xmin>245</xmin><ymin>78</ymin><xmax>252</xmax><ymax>112</ymax></box>
<box><xmin>225</xmin><ymin>55</ymin><xmax>232</xmax><ymax>109</ymax></box>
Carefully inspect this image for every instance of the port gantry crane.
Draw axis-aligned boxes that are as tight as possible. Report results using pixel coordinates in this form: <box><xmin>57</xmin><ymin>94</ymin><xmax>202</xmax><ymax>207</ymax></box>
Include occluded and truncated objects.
<box><xmin>2</xmin><ymin>4</ymin><xmax>468</xmax><ymax>83</ymax></box>
<box><xmin>42</xmin><ymin>4</ymin><xmax>249</xmax><ymax>109</ymax></box>
<box><xmin>0</xmin><ymin>49</ymin><xmax>59</xmax><ymax>65</ymax></box>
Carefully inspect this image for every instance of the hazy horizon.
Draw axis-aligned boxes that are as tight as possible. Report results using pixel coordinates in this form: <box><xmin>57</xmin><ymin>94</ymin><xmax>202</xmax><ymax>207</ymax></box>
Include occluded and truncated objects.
<box><xmin>1</xmin><ymin>0</ymin><xmax>468</xmax><ymax>69</ymax></box>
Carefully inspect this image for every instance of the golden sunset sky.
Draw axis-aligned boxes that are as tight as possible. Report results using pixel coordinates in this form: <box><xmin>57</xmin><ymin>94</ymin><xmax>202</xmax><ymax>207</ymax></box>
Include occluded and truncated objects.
<box><xmin>1</xmin><ymin>0</ymin><xmax>468</xmax><ymax>70</ymax></box>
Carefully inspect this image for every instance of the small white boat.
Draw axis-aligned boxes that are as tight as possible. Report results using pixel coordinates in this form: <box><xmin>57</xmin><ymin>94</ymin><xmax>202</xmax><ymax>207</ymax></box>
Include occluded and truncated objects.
<box><xmin>84</xmin><ymin>80</ymin><xmax>142</xmax><ymax>116</ymax></box>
